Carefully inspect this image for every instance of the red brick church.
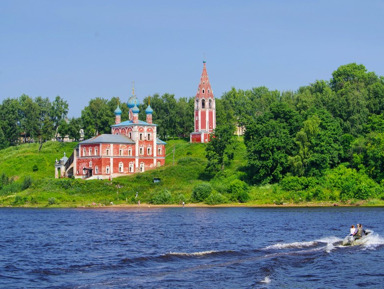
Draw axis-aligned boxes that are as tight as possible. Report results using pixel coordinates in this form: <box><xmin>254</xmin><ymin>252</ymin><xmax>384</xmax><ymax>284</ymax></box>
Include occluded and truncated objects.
<box><xmin>55</xmin><ymin>92</ymin><xmax>166</xmax><ymax>179</ymax></box>
<box><xmin>190</xmin><ymin>61</ymin><xmax>216</xmax><ymax>143</ymax></box>
<box><xmin>56</xmin><ymin>61</ymin><xmax>216</xmax><ymax>179</ymax></box>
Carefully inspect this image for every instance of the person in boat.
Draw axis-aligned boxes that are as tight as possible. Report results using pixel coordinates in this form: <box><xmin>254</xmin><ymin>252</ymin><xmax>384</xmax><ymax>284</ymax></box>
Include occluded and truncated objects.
<box><xmin>355</xmin><ymin>223</ymin><xmax>366</xmax><ymax>239</ymax></box>
<box><xmin>350</xmin><ymin>225</ymin><xmax>357</xmax><ymax>236</ymax></box>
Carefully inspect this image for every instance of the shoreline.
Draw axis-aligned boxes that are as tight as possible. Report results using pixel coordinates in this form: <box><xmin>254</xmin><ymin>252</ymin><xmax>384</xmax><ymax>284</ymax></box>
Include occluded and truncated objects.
<box><xmin>2</xmin><ymin>201</ymin><xmax>383</xmax><ymax>209</ymax></box>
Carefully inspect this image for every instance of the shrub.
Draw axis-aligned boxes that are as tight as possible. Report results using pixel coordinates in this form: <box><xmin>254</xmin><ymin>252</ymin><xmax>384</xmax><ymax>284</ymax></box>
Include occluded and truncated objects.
<box><xmin>48</xmin><ymin>197</ymin><xmax>56</xmax><ymax>205</ymax></box>
<box><xmin>191</xmin><ymin>183</ymin><xmax>212</xmax><ymax>202</ymax></box>
<box><xmin>21</xmin><ymin>176</ymin><xmax>33</xmax><ymax>190</ymax></box>
<box><xmin>150</xmin><ymin>189</ymin><xmax>173</xmax><ymax>204</ymax></box>
<box><xmin>228</xmin><ymin>179</ymin><xmax>248</xmax><ymax>195</ymax></box>
<box><xmin>237</xmin><ymin>191</ymin><xmax>250</xmax><ymax>203</ymax></box>
<box><xmin>13</xmin><ymin>195</ymin><xmax>27</xmax><ymax>205</ymax></box>
<box><xmin>32</xmin><ymin>164</ymin><xmax>38</xmax><ymax>172</ymax></box>
<box><xmin>205</xmin><ymin>192</ymin><xmax>228</xmax><ymax>205</ymax></box>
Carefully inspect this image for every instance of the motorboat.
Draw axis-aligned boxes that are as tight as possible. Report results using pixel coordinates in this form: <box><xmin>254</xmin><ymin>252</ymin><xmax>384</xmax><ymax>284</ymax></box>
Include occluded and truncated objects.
<box><xmin>342</xmin><ymin>230</ymin><xmax>371</xmax><ymax>246</ymax></box>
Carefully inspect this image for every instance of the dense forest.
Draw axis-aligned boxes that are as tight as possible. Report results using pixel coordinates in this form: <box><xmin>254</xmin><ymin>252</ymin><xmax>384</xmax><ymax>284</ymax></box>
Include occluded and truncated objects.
<box><xmin>1</xmin><ymin>63</ymin><xmax>384</xmax><ymax>203</ymax></box>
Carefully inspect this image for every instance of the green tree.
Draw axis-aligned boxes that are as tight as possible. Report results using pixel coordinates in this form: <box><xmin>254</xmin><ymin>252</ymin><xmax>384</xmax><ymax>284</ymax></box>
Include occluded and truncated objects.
<box><xmin>51</xmin><ymin>96</ymin><xmax>69</xmax><ymax>138</ymax></box>
<box><xmin>0</xmin><ymin>98</ymin><xmax>20</xmax><ymax>146</ymax></box>
<box><xmin>81</xmin><ymin>98</ymin><xmax>114</xmax><ymax>139</ymax></box>
<box><xmin>205</xmin><ymin>124</ymin><xmax>236</xmax><ymax>174</ymax></box>
<box><xmin>18</xmin><ymin>94</ymin><xmax>40</xmax><ymax>142</ymax></box>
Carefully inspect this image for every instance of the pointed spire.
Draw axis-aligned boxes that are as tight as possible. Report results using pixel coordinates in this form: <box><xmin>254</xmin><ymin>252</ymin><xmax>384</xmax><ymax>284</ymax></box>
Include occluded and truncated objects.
<box><xmin>196</xmin><ymin>60</ymin><xmax>214</xmax><ymax>99</ymax></box>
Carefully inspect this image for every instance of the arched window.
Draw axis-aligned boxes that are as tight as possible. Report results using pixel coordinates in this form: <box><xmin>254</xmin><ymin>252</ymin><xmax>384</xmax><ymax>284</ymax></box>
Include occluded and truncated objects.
<box><xmin>106</xmin><ymin>149</ymin><xmax>110</xmax><ymax>156</ymax></box>
<box><xmin>139</xmin><ymin>147</ymin><xmax>143</xmax><ymax>155</ymax></box>
<box><xmin>95</xmin><ymin>148</ymin><xmax>98</xmax><ymax>155</ymax></box>
<box><xmin>95</xmin><ymin>166</ymin><xmax>99</xmax><ymax>174</ymax></box>
<box><xmin>158</xmin><ymin>147</ymin><xmax>162</xmax><ymax>155</ymax></box>
<box><xmin>147</xmin><ymin>133</ymin><xmax>151</xmax><ymax>140</ymax></box>
<box><xmin>119</xmin><ymin>149</ymin><xmax>123</xmax><ymax>156</ymax></box>
<box><xmin>83</xmin><ymin>148</ymin><xmax>86</xmax><ymax>156</ymax></box>
<box><xmin>106</xmin><ymin>166</ymin><xmax>110</xmax><ymax>174</ymax></box>
<box><xmin>202</xmin><ymin>89</ymin><xmax>205</xmax><ymax>94</ymax></box>
<box><xmin>119</xmin><ymin>162</ymin><xmax>123</xmax><ymax>173</ymax></box>
<box><xmin>128</xmin><ymin>148</ymin><xmax>132</xmax><ymax>156</ymax></box>
<box><xmin>196</xmin><ymin>99</ymin><xmax>199</xmax><ymax>109</ymax></box>
<box><xmin>129</xmin><ymin>162</ymin><xmax>134</xmax><ymax>172</ymax></box>
<box><xmin>89</xmin><ymin>148</ymin><xmax>92</xmax><ymax>155</ymax></box>
<box><xmin>209</xmin><ymin>99</ymin><xmax>212</xmax><ymax>109</ymax></box>
<box><xmin>140</xmin><ymin>163</ymin><xmax>145</xmax><ymax>172</ymax></box>
<box><xmin>89</xmin><ymin>161</ymin><xmax>92</xmax><ymax>167</ymax></box>
<box><xmin>202</xmin><ymin>99</ymin><xmax>206</xmax><ymax>109</ymax></box>
<box><xmin>147</xmin><ymin>147</ymin><xmax>151</xmax><ymax>155</ymax></box>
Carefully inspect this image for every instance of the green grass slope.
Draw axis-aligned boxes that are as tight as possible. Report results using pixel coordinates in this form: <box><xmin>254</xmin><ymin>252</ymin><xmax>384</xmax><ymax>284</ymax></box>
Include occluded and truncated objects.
<box><xmin>0</xmin><ymin>141</ymin><xmax>77</xmax><ymax>179</ymax></box>
<box><xmin>1</xmin><ymin>138</ymin><xmax>383</xmax><ymax>207</ymax></box>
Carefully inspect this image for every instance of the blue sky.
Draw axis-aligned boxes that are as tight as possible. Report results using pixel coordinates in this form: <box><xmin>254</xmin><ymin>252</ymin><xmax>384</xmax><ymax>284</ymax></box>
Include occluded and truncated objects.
<box><xmin>1</xmin><ymin>0</ymin><xmax>384</xmax><ymax>117</ymax></box>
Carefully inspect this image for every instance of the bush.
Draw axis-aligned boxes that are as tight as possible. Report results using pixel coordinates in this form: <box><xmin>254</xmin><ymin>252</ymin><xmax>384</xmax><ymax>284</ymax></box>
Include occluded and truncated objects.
<box><xmin>22</xmin><ymin>176</ymin><xmax>33</xmax><ymax>190</ymax></box>
<box><xmin>205</xmin><ymin>192</ymin><xmax>228</xmax><ymax>205</ymax></box>
<box><xmin>237</xmin><ymin>191</ymin><xmax>250</xmax><ymax>203</ymax></box>
<box><xmin>280</xmin><ymin>176</ymin><xmax>318</xmax><ymax>191</ymax></box>
<box><xmin>192</xmin><ymin>183</ymin><xmax>212</xmax><ymax>202</ymax></box>
<box><xmin>48</xmin><ymin>197</ymin><xmax>56</xmax><ymax>205</ymax></box>
<box><xmin>13</xmin><ymin>195</ymin><xmax>27</xmax><ymax>205</ymax></box>
<box><xmin>32</xmin><ymin>164</ymin><xmax>38</xmax><ymax>172</ymax></box>
<box><xmin>150</xmin><ymin>189</ymin><xmax>173</xmax><ymax>204</ymax></box>
<box><xmin>228</xmin><ymin>179</ymin><xmax>248</xmax><ymax>195</ymax></box>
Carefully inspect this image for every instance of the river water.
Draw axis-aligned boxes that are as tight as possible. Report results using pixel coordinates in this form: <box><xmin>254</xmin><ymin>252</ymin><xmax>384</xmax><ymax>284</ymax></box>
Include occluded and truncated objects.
<box><xmin>0</xmin><ymin>207</ymin><xmax>383</xmax><ymax>288</ymax></box>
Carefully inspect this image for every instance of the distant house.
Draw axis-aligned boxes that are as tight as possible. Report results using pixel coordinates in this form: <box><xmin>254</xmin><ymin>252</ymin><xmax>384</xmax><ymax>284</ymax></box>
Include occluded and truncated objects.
<box><xmin>57</xmin><ymin>93</ymin><xmax>166</xmax><ymax>179</ymax></box>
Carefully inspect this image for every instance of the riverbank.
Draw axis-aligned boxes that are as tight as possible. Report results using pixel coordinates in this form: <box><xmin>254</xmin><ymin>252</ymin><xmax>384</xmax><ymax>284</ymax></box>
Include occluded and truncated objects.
<box><xmin>2</xmin><ymin>199</ymin><xmax>384</xmax><ymax>209</ymax></box>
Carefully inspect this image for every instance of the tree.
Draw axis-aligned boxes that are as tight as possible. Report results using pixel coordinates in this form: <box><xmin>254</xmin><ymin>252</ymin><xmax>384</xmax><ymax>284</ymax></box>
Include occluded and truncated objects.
<box><xmin>245</xmin><ymin>119</ymin><xmax>292</xmax><ymax>184</ymax></box>
<box><xmin>18</xmin><ymin>94</ymin><xmax>40</xmax><ymax>142</ymax></box>
<box><xmin>35</xmin><ymin>96</ymin><xmax>55</xmax><ymax>150</ymax></box>
<box><xmin>205</xmin><ymin>124</ymin><xmax>235</xmax><ymax>174</ymax></box>
<box><xmin>81</xmin><ymin>98</ymin><xmax>114</xmax><ymax>139</ymax></box>
<box><xmin>0</xmin><ymin>98</ymin><xmax>20</xmax><ymax>146</ymax></box>
<box><xmin>51</xmin><ymin>96</ymin><xmax>69</xmax><ymax>138</ymax></box>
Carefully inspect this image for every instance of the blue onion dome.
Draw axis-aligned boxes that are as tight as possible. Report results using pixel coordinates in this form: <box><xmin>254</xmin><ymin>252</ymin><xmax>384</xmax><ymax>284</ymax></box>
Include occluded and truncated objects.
<box><xmin>127</xmin><ymin>96</ymin><xmax>136</xmax><ymax>108</ymax></box>
<box><xmin>145</xmin><ymin>104</ymin><xmax>153</xmax><ymax>114</ymax></box>
<box><xmin>132</xmin><ymin>103</ymin><xmax>140</xmax><ymax>114</ymax></box>
<box><xmin>114</xmin><ymin>105</ymin><xmax>122</xmax><ymax>115</ymax></box>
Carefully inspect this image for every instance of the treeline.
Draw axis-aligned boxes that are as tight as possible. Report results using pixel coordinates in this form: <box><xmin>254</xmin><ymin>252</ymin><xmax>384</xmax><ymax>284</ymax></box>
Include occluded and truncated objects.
<box><xmin>0</xmin><ymin>93</ymin><xmax>195</xmax><ymax>149</ymax></box>
<box><xmin>207</xmin><ymin>63</ymin><xmax>384</xmax><ymax>200</ymax></box>
<box><xmin>0</xmin><ymin>95</ymin><xmax>69</xmax><ymax>149</ymax></box>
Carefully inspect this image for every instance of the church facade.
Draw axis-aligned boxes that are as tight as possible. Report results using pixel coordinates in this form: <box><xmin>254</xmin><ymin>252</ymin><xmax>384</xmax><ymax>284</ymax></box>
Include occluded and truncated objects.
<box><xmin>190</xmin><ymin>61</ymin><xmax>216</xmax><ymax>143</ymax></box>
<box><xmin>57</xmin><ymin>93</ymin><xmax>166</xmax><ymax>180</ymax></box>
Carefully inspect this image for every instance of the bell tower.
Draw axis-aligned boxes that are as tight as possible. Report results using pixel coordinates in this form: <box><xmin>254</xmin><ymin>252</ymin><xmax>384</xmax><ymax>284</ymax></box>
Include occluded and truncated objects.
<box><xmin>190</xmin><ymin>61</ymin><xmax>216</xmax><ymax>143</ymax></box>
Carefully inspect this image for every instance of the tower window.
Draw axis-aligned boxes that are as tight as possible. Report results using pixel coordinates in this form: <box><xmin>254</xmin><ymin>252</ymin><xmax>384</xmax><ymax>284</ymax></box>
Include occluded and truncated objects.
<box><xmin>209</xmin><ymin>99</ymin><xmax>212</xmax><ymax>109</ymax></box>
<box><xmin>202</xmin><ymin>89</ymin><xmax>205</xmax><ymax>94</ymax></box>
<box><xmin>202</xmin><ymin>99</ymin><xmax>206</xmax><ymax>109</ymax></box>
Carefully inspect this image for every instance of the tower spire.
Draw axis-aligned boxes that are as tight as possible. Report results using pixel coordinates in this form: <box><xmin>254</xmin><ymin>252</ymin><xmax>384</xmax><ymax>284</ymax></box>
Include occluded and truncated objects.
<box><xmin>190</xmin><ymin>61</ymin><xmax>216</xmax><ymax>143</ymax></box>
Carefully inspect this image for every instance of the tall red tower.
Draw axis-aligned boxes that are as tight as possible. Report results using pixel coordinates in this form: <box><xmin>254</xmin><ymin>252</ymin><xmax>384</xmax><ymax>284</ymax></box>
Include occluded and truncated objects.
<box><xmin>190</xmin><ymin>61</ymin><xmax>216</xmax><ymax>143</ymax></box>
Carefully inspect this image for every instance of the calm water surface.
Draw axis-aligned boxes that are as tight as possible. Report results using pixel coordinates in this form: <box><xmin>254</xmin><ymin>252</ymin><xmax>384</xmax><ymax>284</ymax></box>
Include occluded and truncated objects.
<box><xmin>0</xmin><ymin>207</ymin><xmax>383</xmax><ymax>288</ymax></box>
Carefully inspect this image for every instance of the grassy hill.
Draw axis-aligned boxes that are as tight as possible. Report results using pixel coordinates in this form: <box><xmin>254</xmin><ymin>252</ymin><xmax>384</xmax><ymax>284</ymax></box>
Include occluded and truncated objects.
<box><xmin>0</xmin><ymin>139</ymin><xmax>250</xmax><ymax>207</ymax></box>
<box><xmin>1</xmin><ymin>139</ymin><xmax>383</xmax><ymax>207</ymax></box>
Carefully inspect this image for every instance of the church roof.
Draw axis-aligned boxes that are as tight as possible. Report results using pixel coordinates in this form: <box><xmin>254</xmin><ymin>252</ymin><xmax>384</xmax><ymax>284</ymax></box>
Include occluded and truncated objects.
<box><xmin>156</xmin><ymin>138</ymin><xmax>166</xmax><ymax>145</ymax></box>
<box><xmin>111</xmin><ymin>120</ymin><xmax>157</xmax><ymax>127</ymax></box>
<box><xmin>80</xmin><ymin>134</ymin><xmax>135</xmax><ymax>144</ymax></box>
<box><xmin>114</xmin><ymin>105</ymin><xmax>122</xmax><ymax>115</ymax></box>
<box><xmin>145</xmin><ymin>104</ymin><xmax>153</xmax><ymax>114</ymax></box>
<box><xmin>196</xmin><ymin>61</ymin><xmax>214</xmax><ymax>99</ymax></box>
